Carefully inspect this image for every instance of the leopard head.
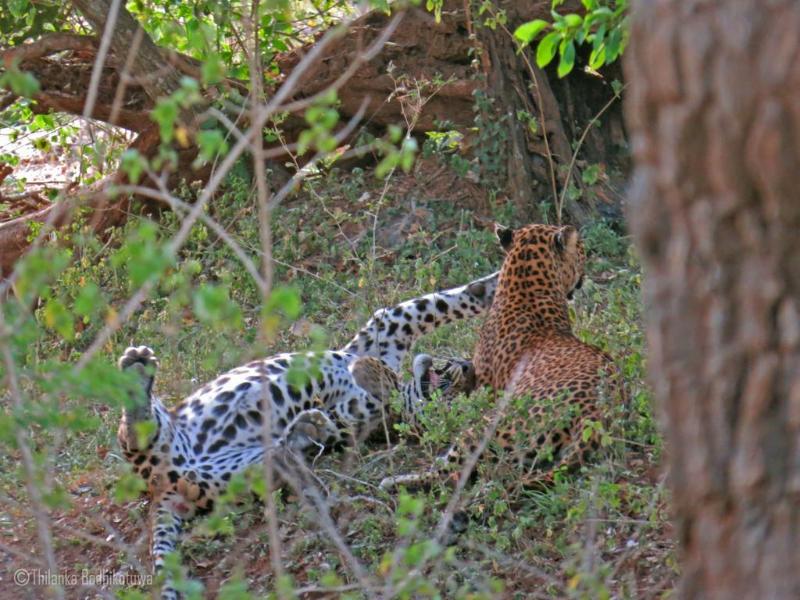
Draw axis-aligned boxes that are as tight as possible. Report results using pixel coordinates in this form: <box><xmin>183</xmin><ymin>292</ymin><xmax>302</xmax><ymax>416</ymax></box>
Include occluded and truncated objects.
<box><xmin>494</xmin><ymin>223</ymin><xmax>585</xmax><ymax>300</ymax></box>
<box><xmin>413</xmin><ymin>353</ymin><xmax>476</xmax><ymax>401</ymax></box>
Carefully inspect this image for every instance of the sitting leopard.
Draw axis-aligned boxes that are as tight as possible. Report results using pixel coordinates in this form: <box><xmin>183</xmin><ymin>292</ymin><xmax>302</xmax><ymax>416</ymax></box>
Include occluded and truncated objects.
<box><xmin>381</xmin><ymin>224</ymin><xmax>625</xmax><ymax>492</ymax></box>
<box><xmin>116</xmin><ymin>272</ymin><xmax>494</xmax><ymax>597</ymax></box>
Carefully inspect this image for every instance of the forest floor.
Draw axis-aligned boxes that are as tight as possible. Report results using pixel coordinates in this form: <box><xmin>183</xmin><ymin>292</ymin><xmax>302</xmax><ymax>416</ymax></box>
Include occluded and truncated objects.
<box><xmin>0</xmin><ymin>153</ymin><xmax>676</xmax><ymax>599</ymax></box>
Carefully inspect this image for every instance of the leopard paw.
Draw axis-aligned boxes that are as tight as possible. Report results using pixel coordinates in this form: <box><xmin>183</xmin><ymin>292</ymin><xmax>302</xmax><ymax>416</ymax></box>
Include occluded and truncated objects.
<box><xmin>118</xmin><ymin>345</ymin><xmax>158</xmax><ymax>371</ymax></box>
<box><xmin>283</xmin><ymin>409</ymin><xmax>339</xmax><ymax>455</ymax></box>
<box><xmin>118</xmin><ymin>345</ymin><xmax>158</xmax><ymax>400</ymax></box>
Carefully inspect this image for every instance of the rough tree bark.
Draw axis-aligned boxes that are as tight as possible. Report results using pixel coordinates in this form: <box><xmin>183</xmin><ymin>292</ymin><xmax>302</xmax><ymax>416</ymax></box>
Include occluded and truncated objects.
<box><xmin>626</xmin><ymin>1</ymin><xmax>800</xmax><ymax>598</ymax></box>
<box><xmin>70</xmin><ymin>0</ymin><xmax>204</xmax><ymax>126</ymax></box>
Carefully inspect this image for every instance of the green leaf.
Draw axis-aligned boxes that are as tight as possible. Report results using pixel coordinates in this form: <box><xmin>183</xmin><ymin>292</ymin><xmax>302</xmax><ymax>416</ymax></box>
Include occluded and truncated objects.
<box><xmin>8</xmin><ymin>0</ymin><xmax>30</xmax><ymax>19</ymax></box>
<box><xmin>275</xmin><ymin>575</ymin><xmax>295</xmax><ymax>598</ymax></box>
<box><xmin>114</xmin><ymin>471</ymin><xmax>147</xmax><ymax>503</ymax></box>
<box><xmin>0</xmin><ymin>63</ymin><xmax>40</xmax><ymax>97</ymax></box>
<box><xmin>426</xmin><ymin>0</ymin><xmax>443</xmax><ymax>23</ymax></box>
<box><xmin>400</xmin><ymin>137</ymin><xmax>418</xmax><ymax>172</ymax></box>
<box><xmin>151</xmin><ymin>98</ymin><xmax>179</xmax><ymax>143</ymax></box>
<box><xmin>197</xmin><ymin>129</ymin><xmax>228</xmax><ymax>161</ymax></box>
<box><xmin>536</xmin><ymin>31</ymin><xmax>561</xmax><ymax>68</ymax></box>
<box><xmin>42</xmin><ymin>484</ymin><xmax>71</xmax><ymax>510</ymax></box>
<box><xmin>193</xmin><ymin>284</ymin><xmax>242</xmax><ymax>329</ymax></box>
<box><xmin>514</xmin><ymin>19</ymin><xmax>548</xmax><ymax>44</ymax></box>
<box><xmin>248</xmin><ymin>471</ymin><xmax>268</xmax><ymax>500</ymax></box>
<box><xmin>111</xmin><ymin>220</ymin><xmax>173</xmax><ymax>287</ymax></box>
<box><xmin>74</xmin><ymin>282</ymin><xmax>104</xmax><ymax>317</ymax></box>
<box><xmin>203</xmin><ymin>513</ymin><xmax>234</xmax><ymax>536</ymax></box>
<box><xmin>388</xmin><ymin>124</ymin><xmax>403</xmax><ymax>143</ymax></box>
<box><xmin>606</xmin><ymin>26</ymin><xmax>623</xmax><ymax>62</ymax></box>
<box><xmin>296</xmin><ymin>129</ymin><xmax>313</xmax><ymax>156</ymax></box>
<box><xmin>14</xmin><ymin>247</ymin><xmax>70</xmax><ymax>304</ymax></box>
<box><xmin>42</xmin><ymin>298</ymin><xmax>73</xmax><ymax>340</ymax></box>
<box><xmin>217</xmin><ymin>575</ymin><xmax>252</xmax><ymax>600</ymax></box>
<box><xmin>306</xmin><ymin>106</ymin><xmax>339</xmax><ymax>130</ymax></box>
<box><xmin>186</xmin><ymin>20</ymin><xmax>213</xmax><ymax>52</ymax></box>
<box><xmin>398</xmin><ymin>492</ymin><xmax>425</xmax><ymax>517</ymax></box>
<box><xmin>134</xmin><ymin>420</ymin><xmax>157</xmax><ymax>449</ymax></box>
<box><xmin>581</xmin><ymin>163</ymin><xmax>601</xmax><ymax>185</ymax></box>
<box><xmin>564</xmin><ymin>13</ymin><xmax>583</xmax><ymax>28</ymax></box>
<box><xmin>557</xmin><ymin>40</ymin><xmax>576</xmax><ymax>77</ymax></box>
<box><xmin>589</xmin><ymin>44</ymin><xmax>607</xmax><ymax>70</ymax></box>
<box><xmin>30</xmin><ymin>113</ymin><xmax>54</xmax><ymax>131</ymax></box>
<box><xmin>264</xmin><ymin>285</ymin><xmax>302</xmax><ymax>320</ymax></box>
<box><xmin>286</xmin><ymin>360</ymin><xmax>311</xmax><ymax>392</ymax></box>
<box><xmin>375</xmin><ymin>153</ymin><xmax>398</xmax><ymax>179</ymax></box>
<box><xmin>120</xmin><ymin>149</ymin><xmax>147</xmax><ymax>184</ymax></box>
<box><xmin>201</xmin><ymin>53</ymin><xmax>225</xmax><ymax>85</ymax></box>
<box><xmin>320</xmin><ymin>571</ymin><xmax>343</xmax><ymax>587</ymax></box>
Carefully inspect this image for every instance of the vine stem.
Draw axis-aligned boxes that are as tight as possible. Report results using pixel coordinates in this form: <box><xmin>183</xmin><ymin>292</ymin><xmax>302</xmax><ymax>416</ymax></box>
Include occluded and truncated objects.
<box><xmin>556</xmin><ymin>83</ymin><xmax>626</xmax><ymax>223</ymax></box>
<box><xmin>515</xmin><ymin>46</ymin><xmax>561</xmax><ymax>221</ymax></box>
<box><xmin>491</xmin><ymin>14</ymin><xmax>559</xmax><ymax>221</ymax></box>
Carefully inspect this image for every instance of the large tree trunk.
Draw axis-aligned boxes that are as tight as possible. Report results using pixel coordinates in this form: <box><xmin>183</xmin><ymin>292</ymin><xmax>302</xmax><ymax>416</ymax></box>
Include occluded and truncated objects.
<box><xmin>626</xmin><ymin>1</ymin><xmax>800</xmax><ymax>598</ymax></box>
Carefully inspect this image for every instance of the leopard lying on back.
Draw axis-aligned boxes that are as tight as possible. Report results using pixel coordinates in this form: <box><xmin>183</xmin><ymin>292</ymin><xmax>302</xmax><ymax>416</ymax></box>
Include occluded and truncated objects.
<box><xmin>116</xmin><ymin>271</ymin><xmax>496</xmax><ymax>598</ymax></box>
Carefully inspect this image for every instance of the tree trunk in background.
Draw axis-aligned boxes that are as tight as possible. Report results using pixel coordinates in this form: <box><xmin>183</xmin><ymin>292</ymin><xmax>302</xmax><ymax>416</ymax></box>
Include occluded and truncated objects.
<box><xmin>626</xmin><ymin>1</ymin><xmax>800</xmax><ymax>597</ymax></box>
<box><xmin>71</xmin><ymin>0</ymin><xmax>191</xmax><ymax>116</ymax></box>
<box><xmin>1</xmin><ymin>0</ymin><xmax>630</xmax><ymax>274</ymax></box>
<box><xmin>300</xmin><ymin>0</ymin><xmax>628</xmax><ymax>225</ymax></box>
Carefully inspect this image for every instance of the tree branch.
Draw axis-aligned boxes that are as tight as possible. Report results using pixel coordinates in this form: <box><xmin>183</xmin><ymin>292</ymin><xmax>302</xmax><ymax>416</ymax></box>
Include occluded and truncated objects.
<box><xmin>0</xmin><ymin>33</ymin><xmax>97</xmax><ymax>66</ymax></box>
<box><xmin>70</xmin><ymin>0</ymin><xmax>193</xmax><ymax>110</ymax></box>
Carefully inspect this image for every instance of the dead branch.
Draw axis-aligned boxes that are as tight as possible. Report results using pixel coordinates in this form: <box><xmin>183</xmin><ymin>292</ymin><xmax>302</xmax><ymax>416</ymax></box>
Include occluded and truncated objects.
<box><xmin>0</xmin><ymin>33</ymin><xmax>152</xmax><ymax>131</ymax></box>
<box><xmin>0</xmin><ymin>33</ymin><xmax>98</xmax><ymax>66</ymax></box>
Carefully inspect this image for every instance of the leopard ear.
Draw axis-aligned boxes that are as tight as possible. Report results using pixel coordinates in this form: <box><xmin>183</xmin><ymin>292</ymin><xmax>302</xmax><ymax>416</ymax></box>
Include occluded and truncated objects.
<box><xmin>554</xmin><ymin>226</ymin><xmax>579</xmax><ymax>254</ymax></box>
<box><xmin>494</xmin><ymin>224</ymin><xmax>515</xmax><ymax>251</ymax></box>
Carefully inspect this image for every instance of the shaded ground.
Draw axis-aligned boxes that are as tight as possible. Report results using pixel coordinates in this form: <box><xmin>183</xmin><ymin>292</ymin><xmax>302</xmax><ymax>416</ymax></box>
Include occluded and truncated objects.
<box><xmin>1</xmin><ymin>449</ymin><xmax>675</xmax><ymax>599</ymax></box>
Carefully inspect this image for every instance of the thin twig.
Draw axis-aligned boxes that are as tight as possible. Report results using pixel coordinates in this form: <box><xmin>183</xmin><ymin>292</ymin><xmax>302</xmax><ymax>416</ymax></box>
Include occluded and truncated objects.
<box><xmin>0</xmin><ymin>308</ymin><xmax>62</xmax><ymax>598</ymax></box>
<box><xmin>108</xmin><ymin>27</ymin><xmax>144</xmax><ymax>127</ymax></box>
<box><xmin>556</xmin><ymin>85</ymin><xmax>626</xmax><ymax>218</ymax></box>
<box><xmin>118</xmin><ymin>184</ymin><xmax>268</xmax><ymax>295</ymax></box>
<box><xmin>246</xmin><ymin>0</ymin><xmax>288</xmax><ymax>593</ymax></box>
<box><xmin>516</xmin><ymin>49</ymin><xmax>559</xmax><ymax>221</ymax></box>
<box><xmin>281</xmin><ymin>462</ymin><xmax>373</xmax><ymax>591</ymax></box>
<box><xmin>113</xmin><ymin>106</ymin><xmax>373</xmax><ymax>302</ymax></box>
<box><xmin>82</xmin><ymin>0</ymin><xmax>123</xmax><ymax>121</ymax></box>
<box><xmin>383</xmin><ymin>363</ymin><xmax>526</xmax><ymax>598</ymax></box>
